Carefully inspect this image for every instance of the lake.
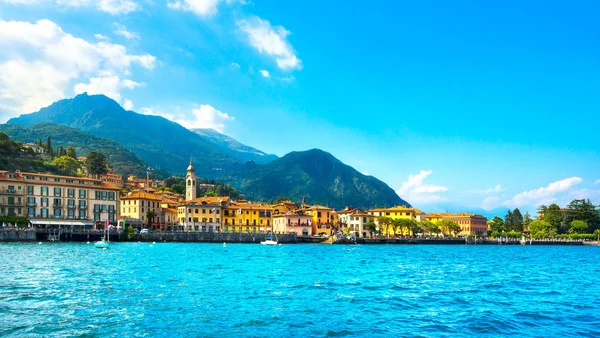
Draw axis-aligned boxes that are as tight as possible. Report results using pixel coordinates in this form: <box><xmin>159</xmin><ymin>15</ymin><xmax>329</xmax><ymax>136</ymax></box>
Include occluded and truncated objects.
<box><xmin>0</xmin><ymin>243</ymin><xmax>599</xmax><ymax>337</ymax></box>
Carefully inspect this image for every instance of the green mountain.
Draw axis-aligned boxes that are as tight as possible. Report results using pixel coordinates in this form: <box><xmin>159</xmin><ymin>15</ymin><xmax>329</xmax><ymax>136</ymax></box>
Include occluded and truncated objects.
<box><xmin>0</xmin><ymin>131</ymin><xmax>56</xmax><ymax>174</ymax></box>
<box><xmin>218</xmin><ymin>149</ymin><xmax>409</xmax><ymax>210</ymax></box>
<box><xmin>191</xmin><ymin>128</ymin><xmax>278</xmax><ymax>164</ymax></box>
<box><xmin>0</xmin><ymin>122</ymin><xmax>168</xmax><ymax>179</ymax></box>
<box><xmin>7</xmin><ymin>93</ymin><xmax>242</xmax><ymax>176</ymax></box>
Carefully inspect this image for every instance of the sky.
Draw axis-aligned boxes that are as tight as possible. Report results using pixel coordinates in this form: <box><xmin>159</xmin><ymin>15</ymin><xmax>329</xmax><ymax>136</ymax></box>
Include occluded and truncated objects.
<box><xmin>1</xmin><ymin>0</ymin><xmax>599</xmax><ymax>216</ymax></box>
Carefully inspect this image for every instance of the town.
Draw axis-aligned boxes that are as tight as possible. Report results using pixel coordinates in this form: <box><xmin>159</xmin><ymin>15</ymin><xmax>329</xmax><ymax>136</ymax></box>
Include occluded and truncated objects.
<box><xmin>0</xmin><ymin>158</ymin><xmax>493</xmax><ymax>240</ymax></box>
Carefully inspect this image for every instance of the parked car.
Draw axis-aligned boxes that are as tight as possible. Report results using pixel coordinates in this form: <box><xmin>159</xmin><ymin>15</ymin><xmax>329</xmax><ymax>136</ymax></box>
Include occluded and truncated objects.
<box><xmin>140</xmin><ymin>229</ymin><xmax>149</xmax><ymax>234</ymax></box>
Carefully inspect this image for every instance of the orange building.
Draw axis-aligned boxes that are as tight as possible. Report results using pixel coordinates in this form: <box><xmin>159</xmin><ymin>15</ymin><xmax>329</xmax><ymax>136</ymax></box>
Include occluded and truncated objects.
<box><xmin>426</xmin><ymin>212</ymin><xmax>488</xmax><ymax>235</ymax></box>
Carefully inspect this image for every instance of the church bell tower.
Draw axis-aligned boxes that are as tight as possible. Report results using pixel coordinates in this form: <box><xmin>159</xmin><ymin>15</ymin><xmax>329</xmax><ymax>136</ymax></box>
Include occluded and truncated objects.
<box><xmin>186</xmin><ymin>158</ymin><xmax>197</xmax><ymax>201</ymax></box>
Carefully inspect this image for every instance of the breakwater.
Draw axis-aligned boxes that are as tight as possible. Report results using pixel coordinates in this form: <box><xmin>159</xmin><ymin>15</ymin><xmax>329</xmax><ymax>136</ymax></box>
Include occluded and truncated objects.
<box><xmin>0</xmin><ymin>230</ymin><xmax>36</xmax><ymax>242</ymax></box>
<box><xmin>132</xmin><ymin>231</ymin><xmax>297</xmax><ymax>244</ymax></box>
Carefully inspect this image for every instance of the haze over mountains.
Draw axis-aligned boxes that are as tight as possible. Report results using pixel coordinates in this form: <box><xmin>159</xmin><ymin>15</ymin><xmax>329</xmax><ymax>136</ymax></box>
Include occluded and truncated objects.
<box><xmin>4</xmin><ymin>93</ymin><xmax>409</xmax><ymax>209</ymax></box>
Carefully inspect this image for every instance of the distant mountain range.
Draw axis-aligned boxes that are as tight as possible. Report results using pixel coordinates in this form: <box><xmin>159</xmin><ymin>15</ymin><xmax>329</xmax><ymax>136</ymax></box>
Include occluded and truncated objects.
<box><xmin>6</xmin><ymin>93</ymin><xmax>408</xmax><ymax>209</ymax></box>
<box><xmin>218</xmin><ymin>149</ymin><xmax>409</xmax><ymax>210</ymax></box>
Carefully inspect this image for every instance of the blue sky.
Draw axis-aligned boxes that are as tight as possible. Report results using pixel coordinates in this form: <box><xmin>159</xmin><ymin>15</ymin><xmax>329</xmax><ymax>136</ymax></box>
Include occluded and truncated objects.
<box><xmin>1</xmin><ymin>0</ymin><xmax>599</xmax><ymax>215</ymax></box>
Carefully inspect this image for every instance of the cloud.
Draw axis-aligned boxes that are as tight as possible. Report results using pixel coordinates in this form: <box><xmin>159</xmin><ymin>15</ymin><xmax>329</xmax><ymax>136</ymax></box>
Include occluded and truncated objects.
<box><xmin>94</xmin><ymin>34</ymin><xmax>110</xmax><ymax>40</ymax></box>
<box><xmin>396</xmin><ymin>170</ymin><xmax>449</xmax><ymax>205</ymax></box>
<box><xmin>259</xmin><ymin>69</ymin><xmax>269</xmax><ymax>77</ymax></box>
<box><xmin>481</xmin><ymin>196</ymin><xmax>502</xmax><ymax>211</ymax></box>
<box><xmin>469</xmin><ymin>184</ymin><xmax>505</xmax><ymax>195</ymax></box>
<box><xmin>73</xmin><ymin>72</ymin><xmax>142</xmax><ymax>105</ymax></box>
<box><xmin>237</xmin><ymin>16</ymin><xmax>302</xmax><ymax>70</ymax></box>
<box><xmin>0</xmin><ymin>19</ymin><xmax>155</xmax><ymax>118</ymax></box>
<box><xmin>1</xmin><ymin>0</ymin><xmax>140</xmax><ymax>14</ymax></box>
<box><xmin>140</xmin><ymin>104</ymin><xmax>235</xmax><ymax>133</ymax></box>
<box><xmin>568</xmin><ymin>189</ymin><xmax>600</xmax><ymax>202</ymax></box>
<box><xmin>123</xmin><ymin>99</ymin><xmax>134</xmax><ymax>110</ymax></box>
<box><xmin>503</xmin><ymin>176</ymin><xmax>583</xmax><ymax>208</ymax></box>
<box><xmin>595</xmin><ymin>179</ymin><xmax>600</xmax><ymax>185</ymax></box>
<box><xmin>230</xmin><ymin>62</ymin><xmax>240</xmax><ymax>69</ymax></box>
<box><xmin>167</xmin><ymin>0</ymin><xmax>244</xmax><ymax>17</ymax></box>
<box><xmin>113</xmin><ymin>23</ymin><xmax>139</xmax><ymax>40</ymax></box>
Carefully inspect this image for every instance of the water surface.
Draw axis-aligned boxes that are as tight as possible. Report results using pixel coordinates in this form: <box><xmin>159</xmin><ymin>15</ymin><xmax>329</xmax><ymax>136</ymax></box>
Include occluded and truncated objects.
<box><xmin>0</xmin><ymin>243</ymin><xmax>599</xmax><ymax>337</ymax></box>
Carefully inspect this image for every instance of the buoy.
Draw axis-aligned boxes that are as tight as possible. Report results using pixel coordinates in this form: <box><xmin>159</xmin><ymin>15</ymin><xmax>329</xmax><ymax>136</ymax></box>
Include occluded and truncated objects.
<box><xmin>152</xmin><ymin>241</ymin><xmax>156</xmax><ymax>244</ymax></box>
<box><xmin>223</xmin><ymin>242</ymin><xmax>226</xmax><ymax>248</ymax></box>
<box><xmin>38</xmin><ymin>242</ymin><xmax>42</xmax><ymax>245</ymax></box>
<box><xmin>86</xmin><ymin>241</ymin><xmax>90</xmax><ymax>244</ymax></box>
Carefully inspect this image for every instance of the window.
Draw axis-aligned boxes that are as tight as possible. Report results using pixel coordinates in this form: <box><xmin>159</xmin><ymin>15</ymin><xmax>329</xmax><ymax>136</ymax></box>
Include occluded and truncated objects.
<box><xmin>101</xmin><ymin>205</ymin><xmax>107</xmax><ymax>213</ymax></box>
<box><xmin>108</xmin><ymin>205</ymin><xmax>115</xmax><ymax>213</ymax></box>
<box><xmin>54</xmin><ymin>208</ymin><xmax>61</xmax><ymax>217</ymax></box>
<box><xmin>79</xmin><ymin>189</ymin><xmax>86</xmax><ymax>199</ymax></box>
<box><xmin>53</xmin><ymin>198</ymin><xmax>61</xmax><ymax>206</ymax></box>
<box><xmin>202</xmin><ymin>209</ymin><xmax>206</xmax><ymax>214</ymax></box>
<box><xmin>54</xmin><ymin>187</ymin><xmax>61</xmax><ymax>197</ymax></box>
<box><xmin>68</xmin><ymin>199</ymin><xmax>75</xmax><ymax>207</ymax></box>
<box><xmin>79</xmin><ymin>209</ymin><xmax>86</xmax><ymax>219</ymax></box>
<box><xmin>101</xmin><ymin>191</ymin><xmax>107</xmax><ymax>200</ymax></box>
<box><xmin>109</xmin><ymin>214</ymin><xmax>115</xmax><ymax>222</ymax></box>
<box><xmin>67</xmin><ymin>209</ymin><xmax>74</xmax><ymax>218</ymax></box>
<box><xmin>79</xmin><ymin>200</ymin><xmax>86</xmax><ymax>208</ymax></box>
<box><xmin>27</xmin><ymin>186</ymin><xmax>34</xmax><ymax>195</ymax></box>
<box><xmin>54</xmin><ymin>178</ymin><xmax>60</xmax><ymax>182</ymax></box>
<box><xmin>27</xmin><ymin>197</ymin><xmax>35</xmax><ymax>206</ymax></box>
<box><xmin>94</xmin><ymin>214</ymin><xmax>100</xmax><ymax>221</ymax></box>
<box><xmin>41</xmin><ymin>186</ymin><xmax>48</xmax><ymax>196</ymax></box>
<box><xmin>41</xmin><ymin>198</ymin><xmax>48</xmax><ymax>207</ymax></box>
<box><xmin>108</xmin><ymin>192</ymin><xmax>115</xmax><ymax>201</ymax></box>
<box><xmin>67</xmin><ymin>189</ymin><xmax>74</xmax><ymax>198</ymax></box>
<box><xmin>28</xmin><ymin>208</ymin><xmax>35</xmax><ymax>218</ymax></box>
<box><xmin>41</xmin><ymin>209</ymin><xmax>48</xmax><ymax>217</ymax></box>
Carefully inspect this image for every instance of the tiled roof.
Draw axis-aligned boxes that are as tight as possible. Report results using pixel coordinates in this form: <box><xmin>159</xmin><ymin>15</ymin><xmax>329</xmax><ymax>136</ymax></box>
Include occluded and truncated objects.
<box><xmin>121</xmin><ymin>192</ymin><xmax>162</xmax><ymax>201</ymax></box>
<box><xmin>0</xmin><ymin>171</ymin><xmax>120</xmax><ymax>191</ymax></box>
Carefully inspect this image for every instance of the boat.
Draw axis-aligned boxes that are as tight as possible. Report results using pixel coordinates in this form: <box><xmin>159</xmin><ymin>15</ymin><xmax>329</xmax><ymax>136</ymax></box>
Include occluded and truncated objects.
<box><xmin>261</xmin><ymin>222</ymin><xmax>278</xmax><ymax>246</ymax></box>
<box><xmin>95</xmin><ymin>219</ymin><xmax>110</xmax><ymax>249</ymax></box>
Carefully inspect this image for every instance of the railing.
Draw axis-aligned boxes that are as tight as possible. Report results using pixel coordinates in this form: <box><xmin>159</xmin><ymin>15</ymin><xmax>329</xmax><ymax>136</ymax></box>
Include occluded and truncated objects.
<box><xmin>26</xmin><ymin>202</ymin><xmax>37</xmax><ymax>207</ymax></box>
<box><xmin>53</xmin><ymin>204</ymin><xmax>63</xmax><ymax>208</ymax></box>
<box><xmin>78</xmin><ymin>205</ymin><xmax>87</xmax><ymax>209</ymax></box>
<box><xmin>67</xmin><ymin>205</ymin><xmax>76</xmax><ymax>209</ymax></box>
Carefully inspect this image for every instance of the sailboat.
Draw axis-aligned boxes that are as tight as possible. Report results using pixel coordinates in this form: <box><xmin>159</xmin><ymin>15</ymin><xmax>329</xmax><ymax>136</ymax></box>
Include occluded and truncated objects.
<box><xmin>94</xmin><ymin>219</ymin><xmax>110</xmax><ymax>249</ymax></box>
<box><xmin>261</xmin><ymin>219</ymin><xmax>278</xmax><ymax>246</ymax></box>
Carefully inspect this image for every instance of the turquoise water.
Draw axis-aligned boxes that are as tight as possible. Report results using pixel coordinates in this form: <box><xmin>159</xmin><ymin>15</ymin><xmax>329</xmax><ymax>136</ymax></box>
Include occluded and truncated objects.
<box><xmin>0</xmin><ymin>243</ymin><xmax>599</xmax><ymax>337</ymax></box>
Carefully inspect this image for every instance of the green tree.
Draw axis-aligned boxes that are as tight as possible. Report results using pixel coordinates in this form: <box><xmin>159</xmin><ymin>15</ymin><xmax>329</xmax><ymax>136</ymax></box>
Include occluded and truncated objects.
<box><xmin>85</xmin><ymin>151</ymin><xmax>108</xmax><ymax>176</ymax></box>
<box><xmin>364</xmin><ymin>221</ymin><xmax>377</xmax><ymax>237</ymax></box>
<box><xmin>419</xmin><ymin>220</ymin><xmax>440</xmax><ymax>235</ymax></box>
<box><xmin>146</xmin><ymin>210</ymin><xmax>156</xmax><ymax>226</ymax></box>
<box><xmin>439</xmin><ymin>220</ymin><xmax>460</xmax><ymax>236</ymax></box>
<box><xmin>45</xmin><ymin>136</ymin><xmax>52</xmax><ymax>154</ymax></box>
<box><xmin>511</xmin><ymin>208</ymin><xmax>524</xmax><ymax>232</ymax></box>
<box><xmin>544</xmin><ymin>204</ymin><xmax>563</xmax><ymax>234</ymax></box>
<box><xmin>537</xmin><ymin>205</ymin><xmax>548</xmax><ymax>220</ymax></box>
<box><xmin>523</xmin><ymin>212</ymin><xmax>532</xmax><ymax>231</ymax></box>
<box><xmin>276</xmin><ymin>196</ymin><xmax>291</xmax><ymax>203</ymax></box>
<box><xmin>595</xmin><ymin>229</ymin><xmax>600</xmax><ymax>241</ymax></box>
<box><xmin>569</xmin><ymin>220</ymin><xmax>588</xmax><ymax>234</ymax></box>
<box><xmin>66</xmin><ymin>146</ymin><xmax>77</xmax><ymax>159</ymax></box>
<box><xmin>51</xmin><ymin>156</ymin><xmax>81</xmax><ymax>176</ymax></box>
<box><xmin>58</xmin><ymin>146</ymin><xmax>65</xmax><ymax>157</ymax></box>
<box><xmin>529</xmin><ymin>220</ymin><xmax>555</xmax><ymax>239</ymax></box>
<box><xmin>563</xmin><ymin>199</ymin><xmax>599</xmax><ymax>233</ymax></box>
<box><xmin>377</xmin><ymin>216</ymin><xmax>393</xmax><ymax>237</ymax></box>
<box><xmin>489</xmin><ymin>216</ymin><xmax>505</xmax><ymax>233</ymax></box>
<box><xmin>504</xmin><ymin>210</ymin><xmax>514</xmax><ymax>231</ymax></box>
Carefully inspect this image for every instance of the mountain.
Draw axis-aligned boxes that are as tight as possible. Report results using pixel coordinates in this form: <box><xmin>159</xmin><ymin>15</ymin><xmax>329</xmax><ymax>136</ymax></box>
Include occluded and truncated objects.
<box><xmin>218</xmin><ymin>149</ymin><xmax>409</xmax><ymax>210</ymax></box>
<box><xmin>191</xmin><ymin>128</ymin><xmax>278</xmax><ymax>164</ymax></box>
<box><xmin>7</xmin><ymin>93</ymin><xmax>242</xmax><ymax>176</ymax></box>
<box><xmin>0</xmin><ymin>122</ymin><xmax>169</xmax><ymax>179</ymax></box>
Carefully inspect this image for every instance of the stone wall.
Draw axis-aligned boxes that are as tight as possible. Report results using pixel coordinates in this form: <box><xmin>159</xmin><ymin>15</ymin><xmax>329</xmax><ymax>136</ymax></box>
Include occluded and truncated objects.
<box><xmin>0</xmin><ymin>230</ymin><xmax>37</xmax><ymax>242</ymax></box>
<box><xmin>132</xmin><ymin>231</ymin><xmax>297</xmax><ymax>243</ymax></box>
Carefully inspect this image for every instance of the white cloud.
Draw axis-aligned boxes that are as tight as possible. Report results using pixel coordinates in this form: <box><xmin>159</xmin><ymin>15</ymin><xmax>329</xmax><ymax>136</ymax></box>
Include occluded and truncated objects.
<box><xmin>259</xmin><ymin>69</ymin><xmax>269</xmax><ymax>77</ymax></box>
<box><xmin>481</xmin><ymin>196</ymin><xmax>502</xmax><ymax>211</ymax></box>
<box><xmin>0</xmin><ymin>19</ymin><xmax>155</xmax><ymax>118</ymax></box>
<box><xmin>167</xmin><ymin>0</ymin><xmax>243</xmax><ymax>17</ymax></box>
<box><xmin>469</xmin><ymin>184</ymin><xmax>505</xmax><ymax>194</ymax></box>
<box><xmin>396</xmin><ymin>170</ymin><xmax>449</xmax><ymax>205</ymax></box>
<box><xmin>503</xmin><ymin>177</ymin><xmax>583</xmax><ymax>208</ymax></box>
<box><xmin>73</xmin><ymin>72</ymin><xmax>142</xmax><ymax>104</ymax></box>
<box><xmin>140</xmin><ymin>104</ymin><xmax>235</xmax><ymax>133</ymax></box>
<box><xmin>1</xmin><ymin>0</ymin><xmax>140</xmax><ymax>14</ymax></box>
<box><xmin>595</xmin><ymin>179</ymin><xmax>600</xmax><ymax>185</ymax></box>
<box><xmin>230</xmin><ymin>62</ymin><xmax>240</xmax><ymax>69</ymax></box>
<box><xmin>568</xmin><ymin>189</ymin><xmax>600</xmax><ymax>202</ymax></box>
<box><xmin>237</xmin><ymin>16</ymin><xmax>302</xmax><ymax>70</ymax></box>
<box><xmin>113</xmin><ymin>23</ymin><xmax>139</xmax><ymax>40</ymax></box>
<box><xmin>94</xmin><ymin>33</ymin><xmax>110</xmax><ymax>40</ymax></box>
<box><xmin>123</xmin><ymin>99</ymin><xmax>134</xmax><ymax>110</ymax></box>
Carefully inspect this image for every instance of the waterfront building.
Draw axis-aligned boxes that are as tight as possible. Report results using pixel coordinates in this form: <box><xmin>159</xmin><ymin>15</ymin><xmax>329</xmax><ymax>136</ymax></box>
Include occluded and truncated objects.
<box><xmin>271</xmin><ymin>201</ymin><xmax>299</xmax><ymax>215</ymax></box>
<box><xmin>0</xmin><ymin>170</ymin><xmax>120</xmax><ymax>229</ymax></box>
<box><xmin>177</xmin><ymin>196</ymin><xmax>229</xmax><ymax>232</ymax></box>
<box><xmin>337</xmin><ymin>208</ymin><xmax>374</xmax><ymax>237</ymax></box>
<box><xmin>101</xmin><ymin>173</ymin><xmax>124</xmax><ymax>188</ymax></box>
<box><xmin>301</xmin><ymin>201</ymin><xmax>335</xmax><ymax>236</ymax></box>
<box><xmin>222</xmin><ymin>201</ymin><xmax>272</xmax><ymax>233</ymax></box>
<box><xmin>426</xmin><ymin>212</ymin><xmax>488</xmax><ymax>235</ymax></box>
<box><xmin>367</xmin><ymin>206</ymin><xmax>422</xmax><ymax>235</ymax></box>
<box><xmin>120</xmin><ymin>192</ymin><xmax>162</xmax><ymax>229</ymax></box>
<box><xmin>273</xmin><ymin>210</ymin><xmax>313</xmax><ymax>236</ymax></box>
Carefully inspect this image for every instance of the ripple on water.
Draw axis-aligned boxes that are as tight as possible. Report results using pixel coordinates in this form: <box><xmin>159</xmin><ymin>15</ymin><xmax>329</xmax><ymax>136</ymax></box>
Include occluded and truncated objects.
<box><xmin>0</xmin><ymin>243</ymin><xmax>600</xmax><ymax>337</ymax></box>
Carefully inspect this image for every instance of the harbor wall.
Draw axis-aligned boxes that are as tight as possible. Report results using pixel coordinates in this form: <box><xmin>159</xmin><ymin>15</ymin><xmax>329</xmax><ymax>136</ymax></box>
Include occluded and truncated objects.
<box><xmin>132</xmin><ymin>231</ymin><xmax>297</xmax><ymax>244</ymax></box>
<box><xmin>0</xmin><ymin>230</ymin><xmax>37</xmax><ymax>242</ymax></box>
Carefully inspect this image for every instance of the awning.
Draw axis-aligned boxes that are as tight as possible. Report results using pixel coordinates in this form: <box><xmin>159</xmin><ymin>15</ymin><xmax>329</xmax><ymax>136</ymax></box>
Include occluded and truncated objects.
<box><xmin>31</xmin><ymin>220</ymin><xmax>93</xmax><ymax>226</ymax></box>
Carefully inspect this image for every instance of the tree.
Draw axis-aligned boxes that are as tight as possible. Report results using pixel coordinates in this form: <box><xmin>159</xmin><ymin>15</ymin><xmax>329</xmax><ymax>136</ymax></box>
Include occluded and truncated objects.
<box><xmin>377</xmin><ymin>216</ymin><xmax>393</xmax><ymax>237</ymax></box>
<box><xmin>595</xmin><ymin>229</ymin><xmax>600</xmax><ymax>241</ymax></box>
<box><xmin>51</xmin><ymin>156</ymin><xmax>81</xmax><ymax>176</ymax></box>
<box><xmin>504</xmin><ymin>209</ymin><xmax>514</xmax><ymax>231</ymax></box>
<box><xmin>58</xmin><ymin>146</ymin><xmax>65</xmax><ymax>157</ymax></box>
<box><xmin>439</xmin><ymin>220</ymin><xmax>460</xmax><ymax>236</ymax></box>
<box><xmin>364</xmin><ymin>221</ymin><xmax>377</xmax><ymax>237</ymax></box>
<box><xmin>146</xmin><ymin>210</ymin><xmax>156</xmax><ymax>226</ymax></box>
<box><xmin>66</xmin><ymin>146</ymin><xmax>77</xmax><ymax>159</ymax></box>
<box><xmin>569</xmin><ymin>220</ymin><xmax>588</xmax><ymax>234</ymax></box>
<box><xmin>544</xmin><ymin>204</ymin><xmax>563</xmax><ymax>234</ymax></box>
<box><xmin>85</xmin><ymin>151</ymin><xmax>108</xmax><ymax>176</ymax></box>
<box><xmin>563</xmin><ymin>199</ymin><xmax>600</xmax><ymax>233</ymax></box>
<box><xmin>489</xmin><ymin>216</ymin><xmax>505</xmax><ymax>233</ymax></box>
<box><xmin>276</xmin><ymin>196</ymin><xmax>291</xmax><ymax>203</ymax></box>
<box><xmin>523</xmin><ymin>212</ymin><xmax>532</xmax><ymax>232</ymax></box>
<box><xmin>419</xmin><ymin>220</ymin><xmax>440</xmax><ymax>236</ymax></box>
<box><xmin>529</xmin><ymin>220</ymin><xmax>555</xmax><ymax>239</ymax></box>
<box><xmin>537</xmin><ymin>205</ymin><xmax>548</xmax><ymax>220</ymax></box>
<box><xmin>511</xmin><ymin>208</ymin><xmax>524</xmax><ymax>232</ymax></box>
<box><xmin>46</xmin><ymin>136</ymin><xmax>52</xmax><ymax>153</ymax></box>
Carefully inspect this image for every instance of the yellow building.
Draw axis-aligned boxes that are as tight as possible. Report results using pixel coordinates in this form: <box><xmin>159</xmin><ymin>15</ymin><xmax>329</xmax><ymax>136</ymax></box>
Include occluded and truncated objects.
<box><xmin>368</xmin><ymin>206</ymin><xmax>422</xmax><ymax>236</ymax></box>
<box><xmin>426</xmin><ymin>212</ymin><xmax>488</xmax><ymax>235</ymax></box>
<box><xmin>223</xmin><ymin>201</ymin><xmax>273</xmax><ymax>233</ymax></box>
<box><xmin>177</xmin><ymin>196</ymin><xmax>229</xmax><ymax>232</ymax></box>
<box><xmin>120</xmin><ymin>192</ymin><xmax>162</xmax><ymax>229</ymax></box>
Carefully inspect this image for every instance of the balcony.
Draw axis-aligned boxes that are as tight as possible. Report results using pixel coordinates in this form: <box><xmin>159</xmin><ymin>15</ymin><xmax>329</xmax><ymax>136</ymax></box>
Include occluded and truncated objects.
<box><xmin>0</xmin><ymin>189</ymin><xmax>23</xmax><ymax>195</ymax></box>
<box><xmin>53</xmin><ymin>204</ymin><xmax>63</xmax><ymax>209</ymax></box>
<box><xmin>78</xmin><ymin>205</ymin><xmax>87</xmax><ymax>209</ymax></box>
<box><xmin>67</xmin><ymin>205</ymin><xmax>76</xmax><ymax>209</ymax></box>
<box><xmin>27</xmin><ymin>202</ymin><xmax>37</xmax><ymax>207</ymax></box>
